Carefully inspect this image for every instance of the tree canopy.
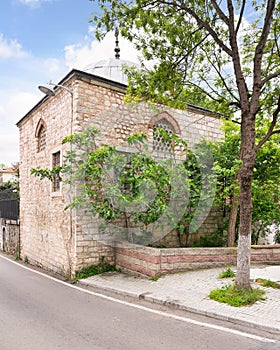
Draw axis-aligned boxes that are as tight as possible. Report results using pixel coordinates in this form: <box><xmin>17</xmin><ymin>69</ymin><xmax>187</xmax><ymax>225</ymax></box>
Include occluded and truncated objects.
<box><xmin>92</xmin><ymin>1</ymin><xmax>280</xmax><ymax>120</ymax></box>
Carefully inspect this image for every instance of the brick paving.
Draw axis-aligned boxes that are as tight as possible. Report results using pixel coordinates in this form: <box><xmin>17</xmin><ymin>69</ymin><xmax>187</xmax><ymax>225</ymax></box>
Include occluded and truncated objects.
<box><xmin>80</xmin><ymin>265</ymin><xmax>280</xmax><ymax>335</ymax></box>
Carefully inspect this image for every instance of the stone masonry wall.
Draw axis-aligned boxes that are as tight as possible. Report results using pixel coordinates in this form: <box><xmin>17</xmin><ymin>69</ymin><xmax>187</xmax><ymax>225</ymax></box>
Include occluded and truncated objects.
<box><xmin>18</xmin><ymin>83</ymin><xmax>75</xmax><ymax>276</ymax></box>
<box><xmin>73</xmin><ymin>76</ymin><xmax>224</xmax><ymax>269</ymax></box>
<box><xmin>0</xmin><ymin>218</ymin><xmax>20</xmax><ymax>255</ymax></box>
<box><xmin>114</xmin><ymin>241</ymin><xmax>280</xmax><ymax>277</ymax></box>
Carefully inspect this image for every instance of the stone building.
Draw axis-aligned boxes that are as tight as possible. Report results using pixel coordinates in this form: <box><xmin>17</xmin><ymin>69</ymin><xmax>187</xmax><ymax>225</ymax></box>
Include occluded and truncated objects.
<box><xmin>17</xmin><ymin>56</ymin><xmax>224</xmax><ymax>276</ymax></box>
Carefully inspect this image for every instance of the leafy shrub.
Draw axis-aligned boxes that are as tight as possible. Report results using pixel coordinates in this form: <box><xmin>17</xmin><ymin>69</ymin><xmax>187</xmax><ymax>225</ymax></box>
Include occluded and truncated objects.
<box><xmin>219</xmin><ymin>268</ymin><xmax>235</xmax><ymax>279</ymax></box>
<box><xmin>73</xmin><ymin>256</ymin><xmax>117</xmax><ymax>283</ymax></box>
<box><xmin>191</xmin><ymin>231</ymin><xmax>226</xmax><ymax>247</ymax></box>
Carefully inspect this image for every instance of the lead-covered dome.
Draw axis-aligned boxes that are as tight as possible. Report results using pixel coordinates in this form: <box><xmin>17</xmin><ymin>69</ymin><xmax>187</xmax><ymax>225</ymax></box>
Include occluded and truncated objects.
<box><xmin>83</xmin><ymin>58</ymin><xmax>138</xmax><ymax>85</ymax></box>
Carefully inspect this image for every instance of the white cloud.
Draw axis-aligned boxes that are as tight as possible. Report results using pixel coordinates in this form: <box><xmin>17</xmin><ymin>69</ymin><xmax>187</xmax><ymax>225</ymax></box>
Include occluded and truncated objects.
<box><xmin>18</xmin><ymin>0</ymin><xmax>56</xmax><ymax>8</ymax></box>
<box><xmin>0</xmin><ymin>33</ymin><xmax>28</xmax><ymax>59</ymax></box>
<box><xmin>0</xmin><ymin>89</ymin><xmax>41</xmax><ymax>164</ymax></box>
<box><xmin>0</xmin><ymin>134</ymin><xmax>19</xmax><ymax>166</ymax></box>
<box><xmin>0</xmin><ymin>90</ymin><xmax>39</xmax><ymax>123</ymax></box>
<box><xmin>64</xmin><ymin>29</ymin><xmax>141</xmax><ymax>70</ymax></box>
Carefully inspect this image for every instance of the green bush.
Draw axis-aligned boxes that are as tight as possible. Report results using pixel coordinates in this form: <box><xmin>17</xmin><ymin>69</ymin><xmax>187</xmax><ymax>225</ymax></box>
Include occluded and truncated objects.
<box><xmin>191</xmin><ymin>231</ymin><xmax>226</xmax><ymax>247</ymax></box>
<box><xmin>73</xmin><ymin>256</ymin><xmax>117</xmax><ymax>283</ymax></box>
<box><xmin>219</xmin><ymin>268</ymin><xmax>235</xmax><ymax>279</ymax></box>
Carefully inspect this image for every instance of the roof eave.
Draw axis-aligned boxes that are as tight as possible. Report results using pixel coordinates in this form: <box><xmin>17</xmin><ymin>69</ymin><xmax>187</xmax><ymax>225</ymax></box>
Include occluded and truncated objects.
<box><xmin>16</xmin><ymin>69</ymin><xmax>128</xmax><ymax>127</ymax></box>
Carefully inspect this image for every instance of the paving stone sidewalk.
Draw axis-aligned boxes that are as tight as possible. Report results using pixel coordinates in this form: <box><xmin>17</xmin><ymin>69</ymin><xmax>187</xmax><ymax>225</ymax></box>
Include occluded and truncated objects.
<box><xmin>80</xmin><ymin>265</ymin><xmax>280</xmax><ymax>335</ymax></box>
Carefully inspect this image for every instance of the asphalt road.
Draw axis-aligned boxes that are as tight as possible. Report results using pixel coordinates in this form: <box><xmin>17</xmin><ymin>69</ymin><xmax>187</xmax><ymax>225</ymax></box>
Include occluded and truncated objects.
<box><xmin>0</xmin><ymin>254</ymin><xmax>278</xmax><ymax>350</ymax></box>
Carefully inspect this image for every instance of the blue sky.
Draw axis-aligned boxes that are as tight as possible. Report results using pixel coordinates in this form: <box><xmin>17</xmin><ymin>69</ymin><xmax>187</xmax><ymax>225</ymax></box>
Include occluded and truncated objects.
<box><xmin>0</xmin><ymin>0</ymin><xmax>139</xmax><ymax>166</ymax></box>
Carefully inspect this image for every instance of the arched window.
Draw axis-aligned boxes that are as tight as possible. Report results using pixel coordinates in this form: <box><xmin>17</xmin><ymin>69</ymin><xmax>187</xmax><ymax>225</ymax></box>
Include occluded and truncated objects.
<box><xmin>153</xmin><ymin>118</ymin><xmax>175</xmax><ymax>153</ymax></box>
<box><xmin>37</xmin><ymin>125</ymin><xmax>46</xmax><ymax>152</ymax></box>
<box><xmin>35</xmin><ymin>119</ymin><xmax>47</xmax><ymax>152</ymax></box>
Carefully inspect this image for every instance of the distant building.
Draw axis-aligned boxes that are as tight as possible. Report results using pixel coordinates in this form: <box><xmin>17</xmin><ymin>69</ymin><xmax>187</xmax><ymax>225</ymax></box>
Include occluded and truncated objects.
<box><xmin>0</xmin><ymin>167</ymin><xmax>18</xmax><ymax>185</ymax></box>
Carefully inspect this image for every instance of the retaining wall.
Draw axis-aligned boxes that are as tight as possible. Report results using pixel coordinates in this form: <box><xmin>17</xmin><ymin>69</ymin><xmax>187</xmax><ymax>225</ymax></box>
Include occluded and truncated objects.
<box><xmin>0</xmin><ymin>218</ymin><xmax>20</xmax><ymax>255</ymax></box>
<box><xmin>114</xmin><ymin>241</ymin><xmax>280</xmax><ymax>277</ymax></box>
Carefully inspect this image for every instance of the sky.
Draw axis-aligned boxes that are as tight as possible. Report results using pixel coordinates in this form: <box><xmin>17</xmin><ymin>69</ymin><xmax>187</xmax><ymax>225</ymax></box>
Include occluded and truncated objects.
<box><xmin>0</xmin><ymin>0</ymin><xmax>140</xmax><ymax>167</ymax></box>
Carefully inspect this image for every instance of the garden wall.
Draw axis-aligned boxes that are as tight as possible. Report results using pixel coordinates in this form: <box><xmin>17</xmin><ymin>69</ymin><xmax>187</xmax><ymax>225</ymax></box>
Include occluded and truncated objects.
<box><xmin>114</xmin><ymin>241</ymin><xmax>280</xmax><ymax>277</ymax></box>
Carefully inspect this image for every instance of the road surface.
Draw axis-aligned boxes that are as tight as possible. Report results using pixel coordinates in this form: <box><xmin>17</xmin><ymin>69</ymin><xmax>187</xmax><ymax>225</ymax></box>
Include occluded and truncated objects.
<box><xmin>0</xmin><ymin>254</ymin><xmax>278</xmax><ymax>350</ymax></box>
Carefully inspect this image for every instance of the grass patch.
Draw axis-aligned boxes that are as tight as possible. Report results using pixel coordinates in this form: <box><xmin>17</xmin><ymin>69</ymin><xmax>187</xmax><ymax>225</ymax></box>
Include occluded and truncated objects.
<box><xmin>72</xmin><ymin>256</ymin><xmax>118</xmax><ymax>283</ymax></box>
<box><xmin>209</xmin><ymin>284</ymin><xmax>266</xmax><ymax>307</ymax></box>
<box><xmin>219</xmin><ymin>268</ymin><xmax>235</xmax><ymax>279</ymax></box>
<box><xmin>256</xmin><ymin>278</ymin><xmax>280</xmax><ymax>289</ymax></box>
<box><xmin>150</xmin><ymin>275</ymin><xmax>160</xmax><ymax>282</ymax></box>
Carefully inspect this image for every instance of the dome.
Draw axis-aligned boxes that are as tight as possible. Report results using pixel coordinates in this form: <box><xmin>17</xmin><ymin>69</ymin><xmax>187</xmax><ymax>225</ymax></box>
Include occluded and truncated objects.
<box><xmin>83</xmin><ymin>58</ymin><xmax>138</xmax><ymax>85</ymax></box>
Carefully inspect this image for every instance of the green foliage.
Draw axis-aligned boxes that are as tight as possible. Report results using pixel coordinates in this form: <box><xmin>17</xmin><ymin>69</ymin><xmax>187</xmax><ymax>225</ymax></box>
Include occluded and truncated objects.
<box><xmin>92</xmin><ymin>0</ymin><xmax>280</xmax><ymax>120</ymax></box>
<box><xmin>24</xmin><ymin>256</ymin><xmax>29</xmax><ymax>264</ymax></box>
<box><xmin>191</xmin><ymin>231</ymin><xmax>226</xmax><ymax>248</ymax></box>
<box><xmin>73</xmin><ymin>256</ymin><xmax>117</xmax><ymax>283</ymax></box>
<box><xmin>274</xmin><ymin>226</ymin><xmax>280</xmax><ymax>244</ymax></box>
<box><xmin>255</xmin><ymin>278</ymin><xmax>280</xmax><ymax>289</ymax></box>
<box><xmin>30</xmin><ymin>166</ymin><xmax>61</xmax><ymax>181</ymax></box>
<box><xmin>219</xmin><ymin>268</ymin><xmax>235</xmax><ymax>279</ymax></box>
<box><xmin>208</xmin><ymin>121</ymin><xmax>280</xmax><ymax>244</ymax></box>
<box><xmin>150</xmin><ymin>275</ymin><xmax>160</xmax><ymax>281</ymax></box>
<box><xmin>209</xmin><ymin>285</ymin><xmax>266</xmax><ymax>307</ymax></box>
<box><xmin>0</xmin><ymin>181</ymin><xmax>18</xmax><ymax>191</ymax></box>
<box><xmin>32</xmin><ymin>126</ymin><xmax>210</xmax><ymax>246</ymax></box>
<box><xmin>14</xmin><ymin>250</ymin><xmax>20</xmax><ymax>261</ymax></box>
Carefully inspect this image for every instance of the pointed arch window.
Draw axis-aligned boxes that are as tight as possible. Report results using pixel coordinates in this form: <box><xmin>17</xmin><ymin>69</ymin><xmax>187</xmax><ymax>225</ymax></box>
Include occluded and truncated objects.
<box><xmin>35</xmin><ymin>119</ymin><xmax>47</xmax><ymax>152</ymax></box>
<box><xmin>38</xmin><ymin>125</ymin><xmax>46</xmax><ymax>152</ymax></box>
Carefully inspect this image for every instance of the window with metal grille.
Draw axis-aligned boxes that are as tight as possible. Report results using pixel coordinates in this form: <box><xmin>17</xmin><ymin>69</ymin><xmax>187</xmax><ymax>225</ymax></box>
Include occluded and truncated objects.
<box><xmin>52</xmin><ymin>151</ymin><xmax>61</xmax><ymax>192</ymax></box>
<box><xmin>38</xmin><ymin>125</ymin><xmax>46</xmax><ymax>152</ymax></box>
<box><xmin>153</xmin><ymin>118</ymin><xmax>175</xmax><ymax>153</ymax></box>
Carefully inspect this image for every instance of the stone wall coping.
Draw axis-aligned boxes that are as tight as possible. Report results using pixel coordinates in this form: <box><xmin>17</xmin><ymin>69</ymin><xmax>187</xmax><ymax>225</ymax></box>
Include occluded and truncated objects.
<box><xmin>251</xmin><ymin>244</ymin><xmax>280</xmax><ymax>250</ymax></box>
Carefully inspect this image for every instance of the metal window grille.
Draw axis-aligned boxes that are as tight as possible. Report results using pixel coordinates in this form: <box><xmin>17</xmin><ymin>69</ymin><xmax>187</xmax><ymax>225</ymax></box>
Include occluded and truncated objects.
<box><xmin>153</xmin><ymin>118</ymin><xmax>175</xmax><ymax>152</ymax></box>
<box><xmin>52</xmin><ymin>151</ymin><xmax>61</xmax><ymax>192</ymax></box>
<box><xmin>38</xmin><ymin>126</ymin><xmax>46</xmax><ymax>152</ymax></box>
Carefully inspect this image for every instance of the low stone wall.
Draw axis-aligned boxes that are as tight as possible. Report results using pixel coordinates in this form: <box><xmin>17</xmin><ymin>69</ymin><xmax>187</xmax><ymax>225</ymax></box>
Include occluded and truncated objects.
<box><xmin>114</xmin><ymin>241</ymin><xmax>280</xmax><ymax>277</ymax></box>
<box><xmin>0</xmin><ymin>218</ymin><xmax>20</xmax><ymax>255</ymax></box>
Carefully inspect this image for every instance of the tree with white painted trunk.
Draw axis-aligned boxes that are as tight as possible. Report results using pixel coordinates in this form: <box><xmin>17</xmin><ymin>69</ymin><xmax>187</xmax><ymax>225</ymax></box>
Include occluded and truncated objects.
<box><xmin>92</xmin><ymin>0</ymin><xmax>280</xmax><ymax>290</ymax></box>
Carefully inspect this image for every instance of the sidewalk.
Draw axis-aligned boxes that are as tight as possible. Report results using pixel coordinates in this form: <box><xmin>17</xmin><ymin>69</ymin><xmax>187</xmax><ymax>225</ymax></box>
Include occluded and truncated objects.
<box><xmin>79</xmin><ymin>265</ymin><xmax>280</xmax><ymax>335</ymax></box>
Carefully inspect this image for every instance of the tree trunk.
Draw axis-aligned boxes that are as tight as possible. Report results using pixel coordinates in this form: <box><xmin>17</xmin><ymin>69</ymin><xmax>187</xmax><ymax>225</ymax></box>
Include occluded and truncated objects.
<box><xmin>227</xmin><ymin>189</ymin><xmax>239</xmax><ymax>247</ymax></box>
<box><xmin>228</xmin><ymin>165</ymin><xmax>241</xmax><ymax>247</ymax></box>
<box><xmin>235</xmin><ymin>116</ymin><xmax>256</xmax><ymax>290</ymax></box>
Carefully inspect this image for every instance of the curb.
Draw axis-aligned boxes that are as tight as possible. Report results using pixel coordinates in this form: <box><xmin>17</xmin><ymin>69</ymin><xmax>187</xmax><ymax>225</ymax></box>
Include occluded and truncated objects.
<box><xmin>79</xmin><ymin>280</ymin><xmax>280</xmax><ymax>337</ymax></box>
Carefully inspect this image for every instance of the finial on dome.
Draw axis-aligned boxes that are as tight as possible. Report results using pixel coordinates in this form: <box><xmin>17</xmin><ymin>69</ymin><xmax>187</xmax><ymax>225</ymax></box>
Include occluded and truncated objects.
<box><xmin>114</xmin><ymin>27</ymin><xmax>120</xmax><ymax>59</ymax></box>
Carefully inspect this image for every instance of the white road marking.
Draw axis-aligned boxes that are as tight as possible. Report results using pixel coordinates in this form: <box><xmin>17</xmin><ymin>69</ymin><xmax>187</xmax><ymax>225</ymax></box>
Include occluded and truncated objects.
<box><xmin>0</xmin><ymin>254</ymin><xmax>277</xmax><ymax>344</ymax></box>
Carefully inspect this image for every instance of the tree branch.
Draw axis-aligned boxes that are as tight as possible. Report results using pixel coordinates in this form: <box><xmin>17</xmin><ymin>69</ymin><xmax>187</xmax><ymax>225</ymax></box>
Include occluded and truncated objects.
<box><xmin>261</xmin><ymin>71</ymin><xmax>280</xmax><ymax>87</ymax></box>
<box><xmin>205</xmin><ymin>48</ymin><xmax>240</xmax><ymax>103</ymax></box>
<box><xmin>251</xmin><ymin>0</ymin><xmax>276</xmax><ymax>112</ymax></box>
<box><xmin>210</xmin><ymin>0</ymin><xmax>229</xmax><ymax>26</ymax></box>
<box><xmin>174</xmin><ymin>31</ymin><xmax>210</xmax><ymax>67</ymax></box>
<box><xmin>256</xmin><ymin>95</ymin><xmax>280</xmax><ymax>151</ymax></box>
<box><xmin>227</xmin><ymin>0</ymin><xmax>250</xmax><ymax>109</ymax></box>
<box><xmin>235</xmin><ymin>0</ymin><xmax>246</xmax><ymax>35</ymax></box>
<box><xmin>158</xmin><ymin>0</ymin><xmax>233</xmax><ymax>56</ymax></box>
<box><xmin>185</xmin><ymin>81</ymin><xmax>221</xmax><ymax>103</ymax></box>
